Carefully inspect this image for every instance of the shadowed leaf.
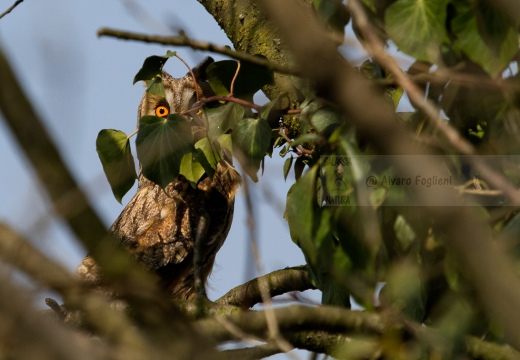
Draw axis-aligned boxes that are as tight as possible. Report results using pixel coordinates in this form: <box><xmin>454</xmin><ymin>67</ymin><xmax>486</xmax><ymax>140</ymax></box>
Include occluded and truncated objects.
<box><xmin>96</xmin><ymin>129</ymin><xmax>137</xmax><ymax>203</ymax></box>
<box><xmin>136</xmin><ymin>114</ymin><xmax>194</xmax><ymax>189</ymax></box>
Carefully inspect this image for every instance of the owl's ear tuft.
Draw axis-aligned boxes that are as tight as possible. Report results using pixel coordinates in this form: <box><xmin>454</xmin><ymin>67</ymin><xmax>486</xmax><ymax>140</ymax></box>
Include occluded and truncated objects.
<box><xmin>191</xmin><ymin>57</ymin><xmax>214</xmax><ymax>82</ymax></box>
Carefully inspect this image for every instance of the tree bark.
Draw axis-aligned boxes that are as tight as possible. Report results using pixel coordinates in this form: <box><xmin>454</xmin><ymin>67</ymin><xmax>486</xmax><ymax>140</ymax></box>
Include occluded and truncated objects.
<box><xmin>196</xmin><ymin>0</ymin><xmax>312</xmax><ymax>105</ymax></box>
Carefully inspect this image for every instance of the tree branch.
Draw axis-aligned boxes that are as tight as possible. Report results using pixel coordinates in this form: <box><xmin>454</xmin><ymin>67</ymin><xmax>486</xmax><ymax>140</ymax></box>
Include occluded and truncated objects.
<box><xmin>97</xmin><ymin>28</ymin><xmax>297</xmax><ymax>76</ymax></box>
<box><xmin>196</xmin><ymin>305</ymin><xmax>389</xmax><ymax>342</ymax></box>
<box><xmin>216</xmin><ymin>266</ymin><xmax>315</xmax><ymax>308</ymax></box>
<box><xmin>348</xmin><ymin>0</ymin><xmax>520</xmax><ymax>205</ymax></box>
<box><xmin>0</xmin><ymin>0</ymin><xmax>24</xmax><ymax>20</ymax></box>
<box><xmin>196</xmin><ymin>0</ymin><xmax>309</xmax><ymax>103</ymax></box>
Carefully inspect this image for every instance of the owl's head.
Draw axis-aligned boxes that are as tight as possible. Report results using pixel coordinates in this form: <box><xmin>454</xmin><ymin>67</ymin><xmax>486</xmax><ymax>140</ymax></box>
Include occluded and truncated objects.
<box><xmin>137</xmin><ymin>57</ymin><xmax>215</xmax><ymax>121</ymax></box>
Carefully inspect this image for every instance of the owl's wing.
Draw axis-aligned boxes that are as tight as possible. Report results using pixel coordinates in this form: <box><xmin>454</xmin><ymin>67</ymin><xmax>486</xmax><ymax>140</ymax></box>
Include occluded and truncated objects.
<box><xmin>110</xmin><ymin>177</ymin><xmax>195</xmax><ymax>271</ymax></box>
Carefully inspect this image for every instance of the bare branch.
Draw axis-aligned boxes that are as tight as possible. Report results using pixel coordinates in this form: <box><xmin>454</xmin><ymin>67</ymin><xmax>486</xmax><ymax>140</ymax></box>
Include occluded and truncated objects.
<box><xmin>97</xmin><ymin>28</ymin><xmax>297</xmax><ymax>76</ymax></box>
<box><xmin>0</xmin><ymin>0</ymin><xmax>24</xmax><ymax>20</ymax></box>
<box><xmin>216</xmin><ymin>266</ymin><xmax>315</xmax><ymax>308</ymax></box>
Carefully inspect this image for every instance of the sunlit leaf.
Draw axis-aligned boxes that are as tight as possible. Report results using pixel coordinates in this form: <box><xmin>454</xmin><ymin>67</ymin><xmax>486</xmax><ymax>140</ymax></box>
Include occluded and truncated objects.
<box><xmin>385</xmin><ymin>0</ymin><xmax>449</xmax><ymax>62</ymax></box>
<box><xmin>96</xmin><ymin>129</ymin><xmax>137</xmax><ymax>203</ymax></box>
<box><xmin>180</xmin><ymin>152</ymin><xmax>206</xmax><ymax>185</ymax></box>
<box><xmin>194</xmin><ymin>137</ymin><xmax>219</xmax><ymax>177</ymax></box>
<box><xmin>136</xmin><ymin>114</ymin><xmax>194</xmax><ymax>189</ymax></box>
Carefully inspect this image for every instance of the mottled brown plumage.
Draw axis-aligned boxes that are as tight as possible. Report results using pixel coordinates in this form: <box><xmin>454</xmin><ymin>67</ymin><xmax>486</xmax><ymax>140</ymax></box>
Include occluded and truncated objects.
<box><xmin>78</xmin><ymin>58</ymin><xmax>241</xmax><ymax>299</ymax></box>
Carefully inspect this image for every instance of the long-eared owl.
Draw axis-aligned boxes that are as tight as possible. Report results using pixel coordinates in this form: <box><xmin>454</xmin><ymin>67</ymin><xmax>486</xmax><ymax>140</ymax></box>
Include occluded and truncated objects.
<box><xmin>77</xmin><ymin>57</ymin><xmax>241</xmax><ymax>300</ymax></box>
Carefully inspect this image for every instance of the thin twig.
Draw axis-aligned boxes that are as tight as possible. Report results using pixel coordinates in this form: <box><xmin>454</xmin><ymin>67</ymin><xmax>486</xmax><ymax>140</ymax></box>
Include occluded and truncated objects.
<box><xmin>175</xmin><ymin>53</ymin><xmax>202</xmax><ymax>103</ymax></box>
<box><xmin>230</xmin><ymin>61</ymin><xmax>241</xmax><ymax>97</ymax></box>
<box><xmin>0</xmin><ymin>0</ymin><xmax>24</xmax><ymax>20</ymax></box>
<box><xmin>242</xmin><ymin>177</ymin><xmax>299</xmax><ymax>359</ymax></box>
<box><xmin>279</xmin><ymin>127</ymin><xmax>313</xmax><ymax>156</ymax></box>
<box><xmin>181</xmin><ymin>95</ymin><xmax>261</xmax><ymax>115</ymax></box>
<box><xmin>97</xmin><ymin>27</ymin><xmax>298</xmax><ymax>76</ymax></box>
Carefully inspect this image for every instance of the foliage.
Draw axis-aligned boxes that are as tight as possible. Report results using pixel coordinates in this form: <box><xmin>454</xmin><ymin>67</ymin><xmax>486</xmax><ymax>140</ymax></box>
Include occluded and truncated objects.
<box><xmin>3</xmin><ymin>0</ymin><xmax>520</xmax><ymax>358</ymax></box>
<box><xmin>94</xmin><ymin>2</ymin><xmax>520</xmax><ymax>357</ymax></box>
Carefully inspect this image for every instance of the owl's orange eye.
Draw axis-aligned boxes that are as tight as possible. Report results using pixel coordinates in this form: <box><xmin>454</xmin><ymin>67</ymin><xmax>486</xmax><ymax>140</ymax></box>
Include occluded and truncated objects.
<box><xmin>155</xmin><ymin>105</ymin><xmax>169</xmax><ymax>118</ymax></box>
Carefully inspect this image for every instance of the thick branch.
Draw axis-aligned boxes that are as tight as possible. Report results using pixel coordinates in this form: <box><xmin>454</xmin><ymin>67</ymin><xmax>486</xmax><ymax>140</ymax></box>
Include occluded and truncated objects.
<box><xmin>98</xmin><ymin>28</ymin><xmax>296</xmax><ymax>76</ymax></box>
<box><xmin>216</xmin><ymin>265</ymin><xmax>315</xmax><ymax>308</ymax></box>
<box><xmin>196</xmin><ymin>305</ymin><xmax>389</xmax><ymax>342</ymax></box>
<box><xmin>196</xmin><ymin>0</ymin><xmax>310</xmax><ymax>102</ymax></box>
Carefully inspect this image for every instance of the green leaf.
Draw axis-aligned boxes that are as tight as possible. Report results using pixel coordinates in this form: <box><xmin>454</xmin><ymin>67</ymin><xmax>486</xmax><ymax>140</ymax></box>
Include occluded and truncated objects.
<box><xmin>180</xmin><ymin>152</ymin><xmax>206</xmax><ymax>185</ymax></box>
<box><xmin>133</xmin><ymin>51</ymin><xmax>176</xmax><ymax>84</ymax></box>
<box><xmin>194</xmin><ymin>137</ymin><xmax>219</xmax><ymax>173</ymax></box>
<box><xmin>96</xmin><ymin>129</ymin><xmax>137</xmax><ymax>203</ymax></box>
<box><xmin>232</xmin><ymin>117</ymin><xmax>272</xmax><ymax>181</ymax></box>
<box><xmin>260</xmin><ymin>96</ymin><xmax>283</xmax><ymax>128</ymax></box>
<box><xmin>451</xmin><ymin>0</ymin><xmax>518</xmax><ymax>76</ymax></box>
<box><xmin>310</xmin><ymin>108</ymin><xmax>343</xmax><ymax>135</ymax></box>
<box><xmin>205</xmin><ymin>102</ymin><xmax>245</xmax><ymax>141</ymax></box>
<box><xmin>290</xmin><ymin>133</ymin><xmax>321</xmax><ymax>147</ymax></box>
<box><xmin>385</xmin><ymin>0</ymin><xmax>449</xmax><ymax>62</ymax></box>
<box><xmin>136</xmin><ymin>114</ymin><xmax>194</xmax><ymax>189</ymax></box>
<box><xmin>145</xmin><ymin>77</ymin><xmax>165</xmax><ymax>97</ymax></box>
<box><xmin>294</xmin><ymin>157</ymin><xmax>306</xmax><ymax>180</ymax></box>
<box><xmin>217</xmin><ymin>133</ymin><xmax>233</xmax><ymax>154</ymax></box>
<box><xmin>283</xmin><ymin>156</ymin><xmax>293</xmax><ymax>181</ymax></box>
<box><xmin>286</xmin><ymin>167</ymin><xmax>350</xmax><ymax>307</ymax></box>
<box><xmin>285</xmin><ymin>165</ymin><xmax>319</xmax><ymax>264</ymax></box>
<box><xmin>206</xmin><ymin>59</ymin><xmax>274</xmax><ymax>100</ymax></box>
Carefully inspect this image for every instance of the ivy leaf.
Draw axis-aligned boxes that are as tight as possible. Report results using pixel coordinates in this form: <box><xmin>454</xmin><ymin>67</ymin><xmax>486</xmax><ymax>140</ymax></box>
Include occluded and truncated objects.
<box><xmin>286</xmin><ymin>166</ymin><xmax>350</xmax><ymax>307</ymax></box>
<box><xmin>205</xmin><ymin>102</ymin><xmax>245</xmax><ymax>141</ymax></box>
<box><xmin>283</xmin><ymin>156</ymin><xmax>293</xmax><ymax>181</ymax></box>
<box><xmin>451</xmin><ymin>0</ymin><xmax>517</xmax><ymax>76</ymax></box>
<box><xmin>260</xmin><ymin>96</ymin><xmax>283</xmax><ymax>128</ymax></box>
<box><xmin>206</xmin><ymin>58</ymin><xmax>274</xmax><ymax>100</ymax></box>
<box><xmin>385</xmin><ymin>0</ymin><xmax>449</xmax><ymax>63</ymax></box>
<box><xmin>217</xmin><ymin>133</ymin><xmax>233</xmax><ymax>154</ymax></box>
<box><xmin>310</xmin><ymin>108</ymin><xmax>343</xmax><ymax>136</ymax></box>
<box><xmin>285</xmin><ymin>165</ymin><xmax>320</xmax><ymax>264</ymax></box>
<box><xmin>232</xmin><ymin>117</ymin><xmax>272</xmax><ymax>181</ymax></box>
<box><xmin>96</xmin><ymin>129</ymin><xmax>137</xmax><ymax>203</ymax></box>
<box><xmin>133</xmin><ymin>51</ymin><xmax>177</xmax><ymax>97</ymax></box>
<box><xmin>133</xmin><ymin>50</ymin><xmax>176</xmax><ymax>84</ymax></box>
<box><xmin>294</xmin><ymin>157</ymin><xmax>306</xmax><ymax>180</ymax></box>
<box><xmin>180</xmin><ymin>152</ymin><xmax>206</xmax><ymax>185</ymax></box>
<box><xmin>136</xmin><ymin>114</ymin><xmax>194</xmax><ymax>189</ymax></box>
